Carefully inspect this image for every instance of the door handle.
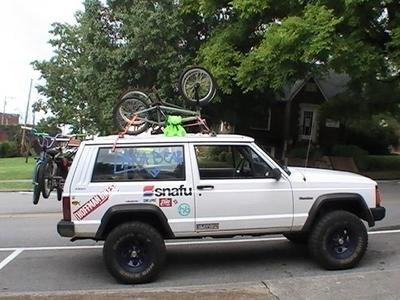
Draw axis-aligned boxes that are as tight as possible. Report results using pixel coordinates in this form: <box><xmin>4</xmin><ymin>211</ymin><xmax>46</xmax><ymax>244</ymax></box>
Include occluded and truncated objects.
<box><xmin>197</xmin><ymin>185</ymin><xmax>214</xmax><ymax>190</ymax></box>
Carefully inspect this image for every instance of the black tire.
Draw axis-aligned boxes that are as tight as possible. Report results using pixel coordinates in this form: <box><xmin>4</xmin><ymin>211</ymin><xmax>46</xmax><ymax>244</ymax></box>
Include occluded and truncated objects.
<box><xmin>103</xmin><ymin>222</ymin><xmax>166</xmax><ymax>284</ymax></box>
<box><xmin>308</xmin><ymin>210</ymin><xmax>368</xmax><ymax>270</ymax></box>
<box><xmin>40</xmin><ymin>161</ymin><xmax>52</xmax><ymax>199</ymax></box>
<box><xmin>283</xmin><ymin>232</ymin><xmax>309</xmax><ymax>244</ymax></box>
<box><xmin>57</xmin><ymin>188</ymin><xmax>62</xmax><ymax>201</ymax></box>
<box><xmin>32</xmin><ymin>163</ymin><xmax>43</xmax><ymax>205</ymax></box>
<box><xmin>113</xmin><ymin>90</ymin><xmax>151</xmax><ymax>135</ymax></box>
<box><xmin>179</xmin><ymin>66</ymin><xmax>216</xmax><ymax>106</ymax></box>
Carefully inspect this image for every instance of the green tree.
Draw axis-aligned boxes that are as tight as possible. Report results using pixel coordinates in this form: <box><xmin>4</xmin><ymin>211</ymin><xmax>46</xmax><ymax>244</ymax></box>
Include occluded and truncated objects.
<box><xmin>182</xmin><ymin>0</ymin><xmax>400</xmax><ymax>92</ymax></box>
<box><xmin>34</xmin><ymin>0</ymin><xmax>195</xmax><ymax>134</ymax></box>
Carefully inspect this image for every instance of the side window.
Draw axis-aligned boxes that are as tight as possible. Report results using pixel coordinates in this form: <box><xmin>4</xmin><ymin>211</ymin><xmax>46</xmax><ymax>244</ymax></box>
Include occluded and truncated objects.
<box><xmin>195</xmin><ymin>145</ymin><xmax>273</xmax><ymax>179</ymax></box>
<box><xmin>92</xmin><ymin>146</ymin><xmax>185</xmax><ymax>182</ymax></box>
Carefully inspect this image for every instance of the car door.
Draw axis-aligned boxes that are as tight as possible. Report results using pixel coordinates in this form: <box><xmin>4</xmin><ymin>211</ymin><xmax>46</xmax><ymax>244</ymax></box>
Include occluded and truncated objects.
<box><xmin>190</xmin><ymin>143</ymin><xmax>293</xmax><ymax>234</ymax></box>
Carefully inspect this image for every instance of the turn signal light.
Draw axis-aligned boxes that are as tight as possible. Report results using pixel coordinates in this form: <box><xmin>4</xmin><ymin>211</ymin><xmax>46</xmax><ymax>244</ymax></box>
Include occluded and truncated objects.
<box><xmin>62</xmin><ymin>196</ymin><xmax>71</xmax><ymax>221</ymax></box>
<box><xmin>375</xmin><ymin>186</ymin><xmax>382</xmax><ymax>207</ymax></box>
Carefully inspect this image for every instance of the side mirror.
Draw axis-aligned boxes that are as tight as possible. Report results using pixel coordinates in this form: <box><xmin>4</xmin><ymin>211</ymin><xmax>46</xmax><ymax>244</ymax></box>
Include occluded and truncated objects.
<box><xmin>269</xmin><ymin>168</ymin><xmax>282</xmax><ymax>180</ymax></box>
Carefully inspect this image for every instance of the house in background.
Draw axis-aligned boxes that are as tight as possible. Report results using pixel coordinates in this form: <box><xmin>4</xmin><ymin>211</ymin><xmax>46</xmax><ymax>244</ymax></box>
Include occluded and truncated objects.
<box><xmin>0</xmin><ymin>113</ymin><xmax>19</xmax><ymax>126</ymax></box>
<box><xmin>240</xmin><ymin>73</ymin><xmax>350</xmax><ymax>159</ymax></box>
<box><xmin>0</xmin><ymin>113</ymin><xmax>20</xmax><ymax>142</ymax></box>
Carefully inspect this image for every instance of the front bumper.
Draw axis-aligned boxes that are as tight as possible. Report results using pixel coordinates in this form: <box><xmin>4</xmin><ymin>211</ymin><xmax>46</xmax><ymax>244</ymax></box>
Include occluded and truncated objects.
<box><xmin>57</xmin><ymin>220</ymin><xmax>75</xmax><ymax>237</ymax></box>
<box><xmin>371</xmin><ymin>206</ymin><xmax>386</xmax><ymax>221</ymax></box>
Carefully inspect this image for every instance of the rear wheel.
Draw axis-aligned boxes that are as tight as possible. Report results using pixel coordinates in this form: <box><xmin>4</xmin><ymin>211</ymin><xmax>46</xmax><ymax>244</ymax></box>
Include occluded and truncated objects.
<box><xmin>103</xmin><ymin>222</ymin><xmax>166</xmax><ymax>284</ymax></box>
<box><xmin>308</xmin><ymin>210</ymin><xmax>368</xmax><ymax>270</ymax></box>
<box><xmin>40</xmin><ymin>161</ymin><xmax>53</xmax><ymax>199</ymax></box>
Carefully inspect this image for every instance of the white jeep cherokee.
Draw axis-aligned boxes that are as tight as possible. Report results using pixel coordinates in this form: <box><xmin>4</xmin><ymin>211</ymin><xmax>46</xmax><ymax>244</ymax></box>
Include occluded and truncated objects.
<box><xmin>57</xmin><ymin>133</ymin><xmax>385</xmax><ymax>283</ymax></box>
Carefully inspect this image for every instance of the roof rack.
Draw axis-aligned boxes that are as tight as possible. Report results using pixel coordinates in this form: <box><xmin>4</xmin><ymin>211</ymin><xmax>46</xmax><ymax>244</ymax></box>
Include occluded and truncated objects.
<box><xmin>111</xmin><ymin>114</ymin><xmax>213</xmax><ymax>151</ymax></box>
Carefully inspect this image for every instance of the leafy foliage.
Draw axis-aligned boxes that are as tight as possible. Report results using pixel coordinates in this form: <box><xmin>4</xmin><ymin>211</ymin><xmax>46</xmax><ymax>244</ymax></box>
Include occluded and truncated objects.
<box><xmin>34</xmin><ymin>0</ymin><xmax>400</xmax><ymax>140</ymax></box>
<box><xmin>34</xmin><ymin>0</ymin><xmax>195</xmax><ymax>134</ymax></box>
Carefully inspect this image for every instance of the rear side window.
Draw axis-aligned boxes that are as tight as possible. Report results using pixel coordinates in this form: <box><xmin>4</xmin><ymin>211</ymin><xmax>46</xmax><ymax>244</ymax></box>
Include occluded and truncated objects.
<box><xmin>195</xmin><ymin>145</ymin><xmax>273</xmax><ymax>179</ymax></box>
<box><xmin>92</xmin><ymin>146</ymin><xmax>185</xmax><ymax>182</ymax></box>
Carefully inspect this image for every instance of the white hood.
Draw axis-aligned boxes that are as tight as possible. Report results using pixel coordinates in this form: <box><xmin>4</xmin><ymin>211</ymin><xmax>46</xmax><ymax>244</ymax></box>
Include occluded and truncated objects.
<box><xmin>288</xmin><ymin>167</ymin><xmax>376</xmax><ymax>185</ymax></box>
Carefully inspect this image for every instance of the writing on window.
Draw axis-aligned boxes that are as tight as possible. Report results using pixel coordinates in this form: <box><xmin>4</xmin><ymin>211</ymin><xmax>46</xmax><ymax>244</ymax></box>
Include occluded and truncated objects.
<box><xmin>92</xmin><ymin>146</ymin><xmax>185</xmax><ymax>182</ymax></box>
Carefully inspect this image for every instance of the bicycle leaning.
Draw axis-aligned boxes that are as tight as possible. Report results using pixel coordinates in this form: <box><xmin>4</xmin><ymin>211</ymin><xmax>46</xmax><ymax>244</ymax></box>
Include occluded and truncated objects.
<box><xmin>24</xmin><ymin>127</ymin><xmax>83</xmax><ymax>204</ymax></box>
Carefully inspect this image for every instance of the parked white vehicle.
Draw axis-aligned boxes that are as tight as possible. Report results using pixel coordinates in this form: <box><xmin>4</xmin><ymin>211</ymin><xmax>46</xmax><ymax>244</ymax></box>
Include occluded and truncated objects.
<box><xmin>57</xmin><ymin>133</ymin><xmax>386</xmax><ymax>283</ymax></box>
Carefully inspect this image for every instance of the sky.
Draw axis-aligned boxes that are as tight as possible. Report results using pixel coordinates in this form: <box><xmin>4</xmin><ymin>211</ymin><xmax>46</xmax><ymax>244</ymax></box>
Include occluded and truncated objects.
<box><xmin>0</xmin><ymin>0</ymin><xmax>84</xmax><ymax>124</ymax></box>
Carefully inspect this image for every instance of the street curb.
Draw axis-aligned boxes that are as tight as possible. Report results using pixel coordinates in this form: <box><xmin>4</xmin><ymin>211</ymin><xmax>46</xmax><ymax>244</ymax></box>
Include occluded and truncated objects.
<box><xmin>0</xmin><ymin>189</ymin><xmax>32</xmax><ymax>193</ymax></box>
<box><xmin>0</xmin><ymin>282</ymin><xmax>271</xmax><ymax>300</ymax></box>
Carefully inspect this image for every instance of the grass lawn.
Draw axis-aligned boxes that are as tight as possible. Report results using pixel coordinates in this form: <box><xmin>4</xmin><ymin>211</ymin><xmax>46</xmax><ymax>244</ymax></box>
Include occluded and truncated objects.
<box><xmin>0</xmin><ymin>157</ymin><xmax>35</xmax><ymax>180</ymax></box>
<box><xmin>0</xmin><ymin>181</ymin><xmax>32</xmax><ymax>190</ymax></box>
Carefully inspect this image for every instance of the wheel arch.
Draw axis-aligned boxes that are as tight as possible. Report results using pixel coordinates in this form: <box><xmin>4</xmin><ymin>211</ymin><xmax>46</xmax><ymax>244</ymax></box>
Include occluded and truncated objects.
<box><xmin>302</xmin><ymin>193</ymin><xmax>375</xmax><ymax>232</ymax></box>
<box><xmin>95</xmin><ymin>204</ymin><xmax>174</xmax><ymax>240</ymax></box>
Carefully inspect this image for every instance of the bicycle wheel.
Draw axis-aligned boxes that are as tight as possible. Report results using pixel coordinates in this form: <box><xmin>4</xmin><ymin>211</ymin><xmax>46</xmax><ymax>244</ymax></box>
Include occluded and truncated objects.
<box><xmin>113</xmin><ymin>90</ymin><xmax>151</xmax><ymax>135</ymax></box>
<box><xmin>40</xmin><ymin>160</ymin><xmax>53</xmax><ymax>199</ymax></box>
<box><xmin>179</xmin><ymin>66</ymin><xmax>216</xmax><ymax>106</ymax></box>
<box><xmin>32</xmin><ymin>162</ymin><xmax>43</xmax><ymax>205</ymax></box>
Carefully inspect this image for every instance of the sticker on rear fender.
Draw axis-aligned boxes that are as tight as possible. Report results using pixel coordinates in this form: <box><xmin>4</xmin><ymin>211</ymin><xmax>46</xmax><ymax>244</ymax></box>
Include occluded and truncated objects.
<box><xmin>73</xmin><ymin>185</ymin><xmax>116</xmax><ymax>220</ymax></box>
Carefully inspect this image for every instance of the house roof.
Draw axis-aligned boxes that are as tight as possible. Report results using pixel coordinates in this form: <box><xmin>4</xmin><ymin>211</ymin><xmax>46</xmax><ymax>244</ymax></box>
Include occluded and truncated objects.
<box><xmin>279</xmin><ymin>72</ymin><xmax>350</xmax><ymax>102</ymax></box>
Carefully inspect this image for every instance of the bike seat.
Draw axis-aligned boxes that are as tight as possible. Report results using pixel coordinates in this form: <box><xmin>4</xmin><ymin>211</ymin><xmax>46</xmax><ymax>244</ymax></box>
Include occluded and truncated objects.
<box><xmin>47</xmin><ymin>148</ymin><xmax>60</xmax><ymax>157</ymax></box>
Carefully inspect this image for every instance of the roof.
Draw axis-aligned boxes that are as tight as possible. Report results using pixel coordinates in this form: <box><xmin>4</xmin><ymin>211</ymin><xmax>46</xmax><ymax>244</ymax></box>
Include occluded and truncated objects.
<box><xmin>279</xmin><ymin>72</ymin><xmax>350</xmax><ymax>102</ymax></box>
<box><xmin>84</xmin><ymin>133</ymin><xmax>254</xmax><ymax>145</ymax></box>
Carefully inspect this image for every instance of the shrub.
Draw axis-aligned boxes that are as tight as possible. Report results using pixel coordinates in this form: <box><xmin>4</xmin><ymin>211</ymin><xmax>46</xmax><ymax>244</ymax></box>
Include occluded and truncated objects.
<box><xmin>288</xmin><ymin>145</ymin><xmax>322</xmax><ymax>159</ymax></box>
<box><xmin>331</xmin><ymin>145</ymin><xmax>368</xmax><ymax>157</ymax></box>
<box><xmin>0</xmin><ymin>141</ymin><xmax>19</xmax><ymax>158</ymax></box>
<box><xmin>355</xmin><ymin>155</ymin><xmax>400</xmax><ymax>171</ymax></box>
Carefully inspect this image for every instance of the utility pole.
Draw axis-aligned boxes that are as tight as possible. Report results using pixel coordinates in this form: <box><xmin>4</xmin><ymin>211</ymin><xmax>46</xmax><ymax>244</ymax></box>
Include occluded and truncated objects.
<box><xmin>24</xmin><ymin>79</ymin><xmax>33</xmax><ymax>125</ymax></box>
<box><xmin>21</xmin><ymin>79</ymin><xmax>33</xmax><ymax>159</ymax></box>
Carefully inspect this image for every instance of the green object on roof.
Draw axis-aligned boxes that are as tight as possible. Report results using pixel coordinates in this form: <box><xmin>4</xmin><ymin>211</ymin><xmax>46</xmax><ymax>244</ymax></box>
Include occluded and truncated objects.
<box><xmin>163</xmin><ymin>115</ymin><xmax>186</xmax><ymax>137</ymax></box>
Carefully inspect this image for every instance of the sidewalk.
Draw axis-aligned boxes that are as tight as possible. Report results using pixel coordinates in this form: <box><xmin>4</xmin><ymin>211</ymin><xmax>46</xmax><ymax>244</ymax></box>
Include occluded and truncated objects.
<box><xmin>1</xmin><ymin>268</ymin><xmax>399</xmax><ymax>299</ymax></box>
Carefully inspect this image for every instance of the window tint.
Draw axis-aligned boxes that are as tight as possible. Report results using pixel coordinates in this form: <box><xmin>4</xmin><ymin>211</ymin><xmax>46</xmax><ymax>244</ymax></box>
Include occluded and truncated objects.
<box><xmin>195</xmin><ymin>145</ymin><xmax>273</xmax><ymax>179</ymax></box>
<box><xmin>92</xmin><ymin>146</ymin><xmax>184</xmax><ymax>182</ymax></box>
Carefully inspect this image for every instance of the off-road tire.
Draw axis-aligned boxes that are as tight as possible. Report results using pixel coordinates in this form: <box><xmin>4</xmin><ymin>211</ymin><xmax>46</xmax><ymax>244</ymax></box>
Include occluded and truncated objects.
<box><xmin>308</xmin><ymin>210</ymin><xmax>368</xmax><ymax>270</ymax></box>
<box><xmin>283</xmin><ymin>232</ymin><xmax>309</xmax><ymax>244</ymax></box>
<box><xmin>103</xmin><ymin>222</ymin><xmax>166</xmax><ymax>284</ymax></box>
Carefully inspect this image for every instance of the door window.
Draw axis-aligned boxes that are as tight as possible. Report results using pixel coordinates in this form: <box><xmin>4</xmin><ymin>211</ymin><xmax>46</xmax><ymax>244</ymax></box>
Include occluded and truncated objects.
<box><xmin>194</xmin><ymin>145</ymin><xmax>273</xmax><ymax>179</ymax></box>
<box><xmin>92</xmin><ymin>146</ymin><xmax>185</xmax><ymax>182</ymax></box>
<box><xmin>301</xmin><ymin>110</ymin><xmax>314</xmax><ymax>136</ymax></box>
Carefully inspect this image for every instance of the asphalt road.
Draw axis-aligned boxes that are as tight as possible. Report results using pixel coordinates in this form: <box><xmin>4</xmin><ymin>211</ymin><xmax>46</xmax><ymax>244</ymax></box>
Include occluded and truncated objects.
<box><xmin>0</xmin><ymin>181</ymin><xmax>399</xmax><ymax>295</ymax></box>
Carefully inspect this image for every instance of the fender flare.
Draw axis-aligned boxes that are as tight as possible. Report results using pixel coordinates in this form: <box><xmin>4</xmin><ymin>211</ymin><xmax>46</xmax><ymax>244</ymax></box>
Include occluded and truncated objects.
<box><xmin>95</xmin><ymin>204</ymin><xmax>174</xmax><ymax>239</ymax></box>
<box><xmin>301</xmin><ymin>193</ymin><xmax>374</xmax><ymax>232</ymax></box>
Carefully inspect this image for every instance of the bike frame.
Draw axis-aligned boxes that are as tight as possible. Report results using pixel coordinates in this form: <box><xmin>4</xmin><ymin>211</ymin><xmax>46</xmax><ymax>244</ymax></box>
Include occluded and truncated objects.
<box><xmin>131</xmin><ymin>103</ymin><xmax>200</xmax><ymax>126</ymax></box>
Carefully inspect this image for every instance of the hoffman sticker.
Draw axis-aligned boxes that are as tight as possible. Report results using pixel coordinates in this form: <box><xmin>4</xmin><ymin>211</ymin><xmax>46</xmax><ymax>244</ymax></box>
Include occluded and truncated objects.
<box><xmin>178</xmin><ymin>203</ymin><xmax>191</xmax><ymax>216</ymax></box>
<box><xmin>159</xmin><ymin>198</ymin><xmax>172</xmax><ymax>207</ymax></box>
<box><xmin>73</xmin><ymin>185</ymin><xmax>116</xmax><ymax>220</ymax></box>
<box><xmin>196</xmin><ymin>223</ymin><xmax>220</xmax><ymax>231</ymax></box>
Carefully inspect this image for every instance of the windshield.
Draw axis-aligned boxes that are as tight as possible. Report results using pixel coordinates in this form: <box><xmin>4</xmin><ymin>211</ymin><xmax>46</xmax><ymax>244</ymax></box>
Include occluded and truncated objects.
<box><xmin>256</xmin><ymin>143</ymin><xmax>291</xmax><ymax>176</ymax></box>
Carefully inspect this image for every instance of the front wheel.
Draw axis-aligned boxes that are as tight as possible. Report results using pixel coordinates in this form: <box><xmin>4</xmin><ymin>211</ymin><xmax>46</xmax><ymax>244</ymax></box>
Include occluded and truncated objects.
<box><xmin>308</xmin><ymin>210</ymin><xmax>368</xmax><ymax>270</ymax></box>
<box><xmin>179</xmin><ymin>66</ymin><xmax>216</xmax><ymax>106</ymax></box>
<box><xmin>32</xmin><ymin>163</ymin><xmax>44</xmax><ymax>205</ymax></box>
<box><xmin>103</xmin><ymin>222</ymin><xmax>166</xmax><ymax>284</ymax></box>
